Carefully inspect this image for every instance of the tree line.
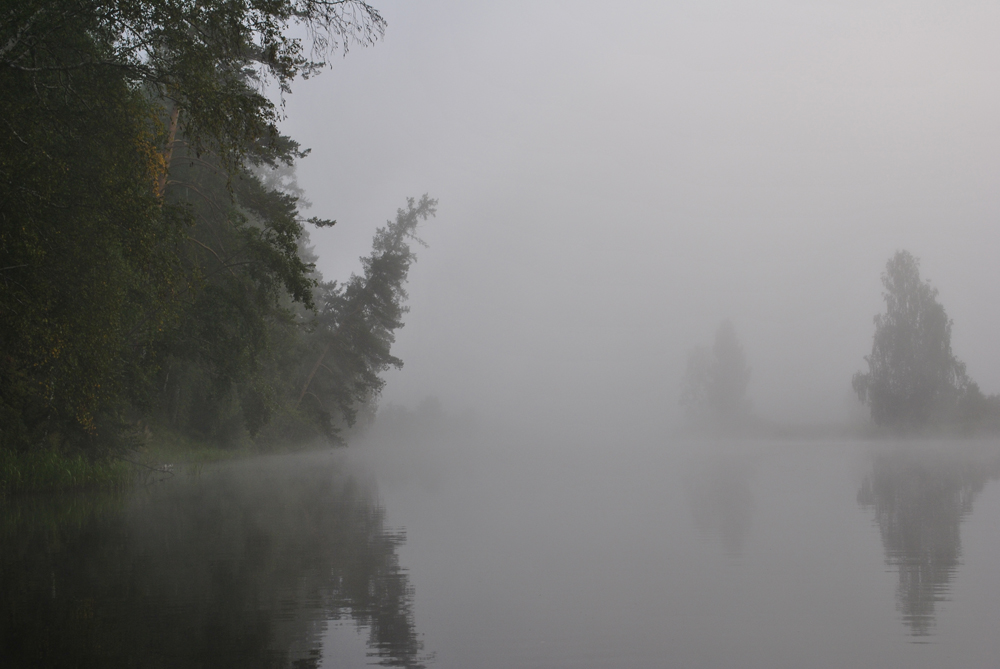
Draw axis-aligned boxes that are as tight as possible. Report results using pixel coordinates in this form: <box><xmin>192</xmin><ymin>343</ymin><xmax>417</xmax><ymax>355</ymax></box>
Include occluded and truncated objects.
<box><xmin>681</xmin><ymin>250</ymin><xmax>1000</xmax><ymax>434</ymax></box>
<box><xmin>1</xmin><ymin>1</ymin><xmax>431</xmax><ymax>458</ymax></box>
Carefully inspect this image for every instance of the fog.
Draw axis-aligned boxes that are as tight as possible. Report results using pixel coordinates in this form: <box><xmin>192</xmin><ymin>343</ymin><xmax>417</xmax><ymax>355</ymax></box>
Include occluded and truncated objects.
<box><xmin>278</xmin><ymin>0</ymin><xmax>1000</xmax><ymax>434</ymax></box>
<box><xmin>338</xmin><ymin>421</ymin><xmax>1000</xmax><ymax>665</ymax></box>
<box><xmin>7</xmin><ymin>4</ymin><xmax>1000</xmax><ymax>667</ymax></box>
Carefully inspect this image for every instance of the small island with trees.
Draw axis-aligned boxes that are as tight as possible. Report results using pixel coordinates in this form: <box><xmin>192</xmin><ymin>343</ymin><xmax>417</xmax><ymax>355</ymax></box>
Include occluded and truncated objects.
<box><xmin>852</xmin><ymin>250</ymin><xmax>1000</xmax><ymax>432</ymax></box>
<box><xmin>679</xmin><ymin>250</ymin><xmax>1000</xmax><ymax>437</ymax></box>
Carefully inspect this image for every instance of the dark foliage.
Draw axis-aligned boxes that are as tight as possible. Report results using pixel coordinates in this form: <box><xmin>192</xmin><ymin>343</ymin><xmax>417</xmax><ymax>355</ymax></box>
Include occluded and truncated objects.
<box><xmin>1</xmin><ymin>1</ymin><xmax>433</xmax><ymax>457</ymax></box>
<box><xmin>0</xmin><ymin>26</ymin><xmax>187</xmax><ymax>454</ymax></box>
<box><xmin>1</xmin><ymin>0</ymin><xmax>385</xmax><ymax>169</ymax></box>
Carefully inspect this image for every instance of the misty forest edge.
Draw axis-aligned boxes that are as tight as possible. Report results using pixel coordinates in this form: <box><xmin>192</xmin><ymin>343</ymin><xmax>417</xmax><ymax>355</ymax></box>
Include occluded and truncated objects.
<box><xmin>2</xmin><ymin>2</ymin><xmax>998</xmax><ymax>496</ymax></box>
<box><xmin>0</xmin><ymin>1</ymin><xmax>437</xmax><ymax>494</ymax></box>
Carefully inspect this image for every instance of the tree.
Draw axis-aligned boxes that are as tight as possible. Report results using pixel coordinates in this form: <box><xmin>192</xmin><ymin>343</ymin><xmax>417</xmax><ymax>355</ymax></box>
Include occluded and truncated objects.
<box><xmin>852</xmin><ymin>250</ymin><xmax>968</xmax><ymax>428</ymax></box>
<box><xmin>1</xmin><ymin>0</ymin><xmax>385</xmax><ymax>169</ymax></box>
<box><xmin>680</xmin><ymin>320</ymin><xmax>752</xmax><ymax>424</ymax></box>
<box><xmin>0</xmin><ymin>33</ymin><xmax>187</xmax><ymax>454</ymax></box>
<box><xmin>294</xmin><ymin>195</ymin><xmax>437</xmax><ymax>441</ymax></box>
<box><xmin>0</xmin><ymin>1</ymin><xmax>387</xmax><ymax>454</ymax></box>
<box><xmin>147</xmin><ymin>136</ymin><xmax>323</xmax><ymax>445</ymax></box>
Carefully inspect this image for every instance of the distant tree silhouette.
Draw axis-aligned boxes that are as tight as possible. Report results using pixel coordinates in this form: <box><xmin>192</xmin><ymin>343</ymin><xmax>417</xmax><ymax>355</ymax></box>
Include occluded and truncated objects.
<box><xmin>680</xmin><ymin>320</ymin><xmax>751</xmax><ymax>425</ymax></box>
<box><xmin>852</xmin><ymin>251</ymin><xmax>968</xmax><ymax>428</ymax></box>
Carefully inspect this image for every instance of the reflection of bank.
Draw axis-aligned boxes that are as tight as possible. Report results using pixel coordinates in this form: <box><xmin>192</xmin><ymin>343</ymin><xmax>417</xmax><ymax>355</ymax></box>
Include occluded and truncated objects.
<box><xmin>0</xmin><ymin>453</ymin><xmax>427</xmax><ymax>669</ymax></box>
<box><xmin>858</xmin><ymin>449</ymin><xmax>1000</xmax><ymax>637</ymax></box>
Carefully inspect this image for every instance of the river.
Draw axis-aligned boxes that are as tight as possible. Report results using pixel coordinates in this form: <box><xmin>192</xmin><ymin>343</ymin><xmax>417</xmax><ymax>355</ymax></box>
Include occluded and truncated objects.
<box><xmin>3</xmin><ymin>431</ymin><xmax>1000</xmax><ymax>668</ymax></box>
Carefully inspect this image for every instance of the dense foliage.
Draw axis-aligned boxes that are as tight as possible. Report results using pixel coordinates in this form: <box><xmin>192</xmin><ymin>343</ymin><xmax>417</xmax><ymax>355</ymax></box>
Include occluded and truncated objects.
<box><xmin>1</xmin><ymin>1</ymin><xmax>432</xmax><ymax>459</ymax></box>
<box><xmin>1</xmin><ymin>0</ymin><xmax>384</xmax><ymax>168</ymax></box>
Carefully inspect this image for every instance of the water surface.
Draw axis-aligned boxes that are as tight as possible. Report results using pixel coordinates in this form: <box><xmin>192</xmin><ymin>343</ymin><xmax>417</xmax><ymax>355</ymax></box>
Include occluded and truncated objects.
<box><xmin>3</xmin><ymin>435</ymin><xmax>1000</xmax><ymax>668</ymax></box>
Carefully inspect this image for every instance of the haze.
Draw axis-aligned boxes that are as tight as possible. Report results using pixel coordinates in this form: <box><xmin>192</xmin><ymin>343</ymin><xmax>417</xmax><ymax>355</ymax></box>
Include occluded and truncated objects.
<box><xmin>281</xmin><ymin>0</ymin><xmax>1000</xmax><ymax>433</ymax></box>
<box><xmin>9</xmin><ymin>3</ymin><xmax>1000</xmax><ymax>666</ymax></box>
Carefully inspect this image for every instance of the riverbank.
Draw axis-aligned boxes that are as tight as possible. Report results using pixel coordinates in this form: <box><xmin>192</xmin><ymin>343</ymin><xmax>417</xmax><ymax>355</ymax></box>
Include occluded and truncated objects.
<box><xmin>0</xmin><ymin>448</ymin><xmax>133</xmax><ymax>498</ymax></box>
<box><xmin>0</xmin><ymin>428</ymin><xmax>335</xmax><ymax>499</ymax></box>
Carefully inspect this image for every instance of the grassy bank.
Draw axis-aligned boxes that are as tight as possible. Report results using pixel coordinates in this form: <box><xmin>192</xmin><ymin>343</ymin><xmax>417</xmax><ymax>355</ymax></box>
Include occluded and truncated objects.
<box><xmin>139</xmin><ymin>427</ymin><xmax>255</xmax><ymax>466</ymax></box>
<box><xmin>139</xmin><ymin>422</ymin><xmax>332</xmax><ymax>464</ymax></box>
<box><xmin>0</xmin><ymin>449</ymin><xmax>134</xmax><ymax>499</ymax></box>
<box><xmin>1</xmin><ymin>424</ymin><xmax>335</xmax><ymax>498</ymax></box>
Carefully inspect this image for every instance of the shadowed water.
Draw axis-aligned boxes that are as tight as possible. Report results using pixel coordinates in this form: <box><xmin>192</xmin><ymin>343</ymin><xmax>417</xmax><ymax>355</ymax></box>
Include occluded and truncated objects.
<box><xmin>0</xmin><ymin>453</ymin><xmax>425</xmax><ymax>668</ymax></box>
<box><xmin>3</xmin><ymin>436</ymin><xmax>1000</xmax><ymax>668</ymax></box>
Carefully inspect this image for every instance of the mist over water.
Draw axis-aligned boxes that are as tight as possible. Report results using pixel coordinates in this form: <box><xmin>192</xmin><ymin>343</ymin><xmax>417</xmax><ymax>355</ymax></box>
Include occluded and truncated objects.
<box><xmin>5</xmin><ymin>422</ymin><xmax>1000</xmax><ymax>666</ymax></box>
<box><xmin>4</xmin><ymin>1</ymin><xmax>1000</xmax><ymax>667</ymax></box>
<box><xmin>273</xmin><ymin>9</ymin><xmax>1000</xmax><ymax>660</ymax></box>
<box><xmin>346</xmin><ymin>425</ymin><xmax>1000</xmax><ymax>667</ymax></box>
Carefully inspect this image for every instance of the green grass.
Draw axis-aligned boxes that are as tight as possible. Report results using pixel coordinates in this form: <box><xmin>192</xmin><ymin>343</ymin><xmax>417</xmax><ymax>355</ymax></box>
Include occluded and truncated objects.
<box><xmin>0</xmin><ymin>448</ymin><xmax>133</xmax><ymax>498</ymax></box>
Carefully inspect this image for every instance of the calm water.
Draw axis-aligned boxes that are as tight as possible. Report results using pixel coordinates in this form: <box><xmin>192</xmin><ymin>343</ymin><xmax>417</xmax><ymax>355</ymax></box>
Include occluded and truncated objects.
<box><xmin>3</xmin><ymin>433</ymin><xmax>1000</xmax><ymax>668</ymax></box>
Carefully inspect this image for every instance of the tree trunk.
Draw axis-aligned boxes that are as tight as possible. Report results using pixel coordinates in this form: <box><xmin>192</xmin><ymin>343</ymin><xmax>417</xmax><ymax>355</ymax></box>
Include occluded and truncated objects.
<box><xmin>297</xmin><ymin>343</ymin><xmax>331</xmax><ymax>407</ymax></box>
<box><xmin>157</xmin><ymin>104</ymin><xmax>180</xmax><ymax>198</ymax></box>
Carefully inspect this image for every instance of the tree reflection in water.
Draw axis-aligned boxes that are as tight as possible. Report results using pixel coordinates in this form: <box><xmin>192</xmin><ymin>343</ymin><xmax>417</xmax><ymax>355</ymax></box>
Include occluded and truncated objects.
<box><xmin>0</xmin><ymin>453</ymin><xmax>426</xmax><ymax>669</ymax></box>
<box><xmin>686</xmin><ymin>458</ymin><xmax>755</xmax><ymax>558</ymax></box>
<box><xmin>858</xmin><ymin>448</ymin><xmax>1000</xmax><ymax>637</ymax></box>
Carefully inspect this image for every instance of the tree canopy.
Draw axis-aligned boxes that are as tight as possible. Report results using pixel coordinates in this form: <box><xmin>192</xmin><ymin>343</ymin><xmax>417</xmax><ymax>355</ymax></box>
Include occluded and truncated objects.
<box><xmin>296</xmin><ymin>196</ymin><xmax>437</xmax><ymax>439</ymax></box>
<box><xmin>1</xmin><ymin>1</ymin><xmax>435</xmax><ymax>457</ymax></box>
<box><xmin>852</xmin><ymin>250</ymin><xmax>991</xmax><ymax>429</ymax></box>
<box><xmin>1</xmin><ymin>0</ymin><xmax>385</xmax><ymax>166</ymax></box>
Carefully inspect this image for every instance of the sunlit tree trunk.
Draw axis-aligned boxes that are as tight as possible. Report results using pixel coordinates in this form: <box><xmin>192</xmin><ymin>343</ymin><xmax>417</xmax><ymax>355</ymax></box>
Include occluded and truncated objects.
<box><xmin>157</xmin><ymin>104</ymin><xmax>180</xmax><ymax>198</ymax></box>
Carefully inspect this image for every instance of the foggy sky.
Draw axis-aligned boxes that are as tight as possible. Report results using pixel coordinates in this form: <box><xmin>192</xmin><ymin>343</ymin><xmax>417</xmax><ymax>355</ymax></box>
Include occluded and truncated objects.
<box><xmin>279</xmin><ymin>0</ymin><xmax>1000</xmax><ymax>431</ymax></box>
